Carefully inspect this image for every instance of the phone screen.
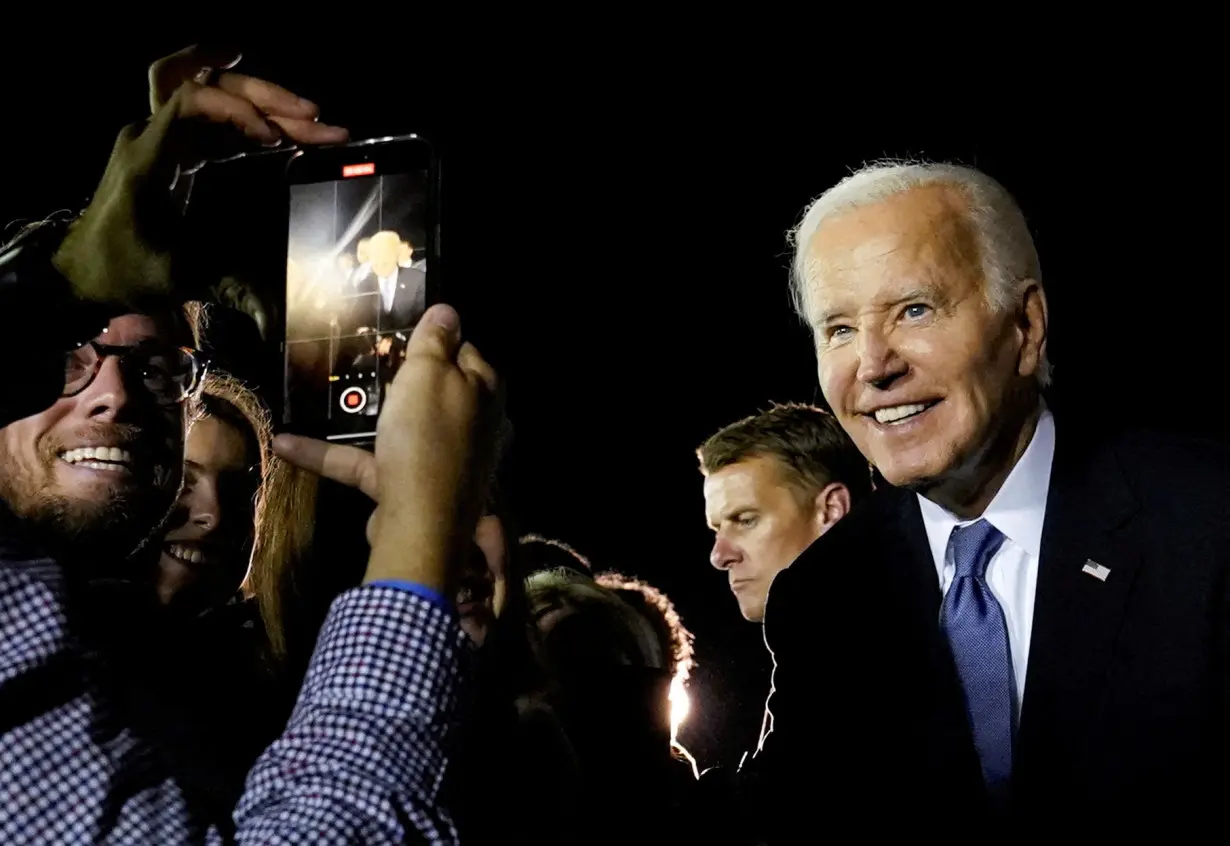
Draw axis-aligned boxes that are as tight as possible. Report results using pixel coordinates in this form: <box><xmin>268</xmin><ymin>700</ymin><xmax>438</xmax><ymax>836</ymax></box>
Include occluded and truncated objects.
<box><xmin>283</xmin><ymin>137</ymin><xmax>436</xmax><ymax>444</ymax></box>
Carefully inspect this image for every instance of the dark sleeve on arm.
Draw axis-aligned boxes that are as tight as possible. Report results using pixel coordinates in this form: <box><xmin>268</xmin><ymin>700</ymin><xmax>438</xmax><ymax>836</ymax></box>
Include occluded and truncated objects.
<box><xmin>734</xmin><ymin>565</ymin><xmax>813</xmax><ymax>845</ymax></box>
<box><xmin>0</xmin><ymin>222</ymin><xmax>107</xmax><ymax>426</ymax></box>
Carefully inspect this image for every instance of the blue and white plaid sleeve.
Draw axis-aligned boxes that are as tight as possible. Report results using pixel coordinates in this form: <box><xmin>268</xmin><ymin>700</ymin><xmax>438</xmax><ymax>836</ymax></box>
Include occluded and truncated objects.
<box><xmin>233</xmin><ymin>585</ymin><xmax>466</xmax><ymax>844</ymax></box>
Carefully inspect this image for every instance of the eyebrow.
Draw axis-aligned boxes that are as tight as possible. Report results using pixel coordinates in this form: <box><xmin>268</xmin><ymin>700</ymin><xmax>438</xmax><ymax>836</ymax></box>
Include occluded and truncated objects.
<box><xmin>816</xmin><ymin>286</ymin><xmax>935</xmax><ymax>326</ymax></box>
<box><xmin>709</xmin><ymin>505</ymin><xmax>754</xmax><ymax>527</ymax></box>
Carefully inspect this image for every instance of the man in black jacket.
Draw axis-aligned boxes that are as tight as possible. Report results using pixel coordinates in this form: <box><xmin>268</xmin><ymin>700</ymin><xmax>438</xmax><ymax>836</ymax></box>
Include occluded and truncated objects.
<box><xmin>747</xmin><ymin>160</ymin><xmax>1230</xmax><ymax>838</ymax></box>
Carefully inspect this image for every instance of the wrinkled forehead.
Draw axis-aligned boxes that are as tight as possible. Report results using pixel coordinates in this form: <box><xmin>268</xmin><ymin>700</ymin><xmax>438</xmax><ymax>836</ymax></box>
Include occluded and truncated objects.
<box><xmin>799</xmin><ymin>185</ymin><xmax>981</xmax><ymax>321</ymax></box>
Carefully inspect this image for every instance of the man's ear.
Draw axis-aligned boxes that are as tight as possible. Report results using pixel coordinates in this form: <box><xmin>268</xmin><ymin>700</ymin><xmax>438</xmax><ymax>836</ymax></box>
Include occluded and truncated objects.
<box><xmin>1015</xmin><ymin>278</ymin><xmax>1049</xmax><ymax>380</ymax></box>
<box><xmin>813</xmin><ymin>481</ymin><xmax>851</xmax><ymax>536</ymax></box>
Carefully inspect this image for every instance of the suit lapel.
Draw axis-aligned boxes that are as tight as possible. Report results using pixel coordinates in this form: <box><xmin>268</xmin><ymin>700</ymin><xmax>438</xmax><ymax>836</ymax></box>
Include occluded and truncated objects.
<box><xmin>1016</xmin><ymin>426</ymin><xmax>1143</xmax><ymax>784</ymax></box>
<box><xmin>883</xmin><ymin>490</ymin><xmax>991</xmax><ymax>789</ymax></box>
<box><xmin>883</xmin><ymin>489</ymin><xmax>943</xmax><ymax>620</ymax></box>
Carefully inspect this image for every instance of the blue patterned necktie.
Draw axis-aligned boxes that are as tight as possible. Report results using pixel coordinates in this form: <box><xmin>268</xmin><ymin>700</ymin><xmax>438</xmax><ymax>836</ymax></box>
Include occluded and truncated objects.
<box><xmin>941</xmin><ymin>519</ymin><xmax>1014</xmax><ymax>795</ymax></box>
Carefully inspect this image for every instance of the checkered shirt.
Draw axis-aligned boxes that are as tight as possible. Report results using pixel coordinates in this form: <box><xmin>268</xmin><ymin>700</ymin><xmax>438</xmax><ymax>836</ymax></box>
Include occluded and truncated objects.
<box><xmin>1</xmin><ymin>550</ymin><xmax>467</xmax><ymax>844</ymax></box>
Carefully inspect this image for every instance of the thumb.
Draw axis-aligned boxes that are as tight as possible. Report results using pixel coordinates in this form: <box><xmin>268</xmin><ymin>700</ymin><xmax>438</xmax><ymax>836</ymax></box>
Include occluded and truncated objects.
<box><xmin>405</xmin><ymin>303</ymin><xmax>463</xmax><ymax>362</ymax></box>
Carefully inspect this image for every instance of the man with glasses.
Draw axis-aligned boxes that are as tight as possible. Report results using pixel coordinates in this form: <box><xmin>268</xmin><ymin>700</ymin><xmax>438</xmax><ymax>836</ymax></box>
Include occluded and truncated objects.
<box><xmin>0</xmin><ymin>46</ymin><xmax>506</xmax><ymax>844</ymax></box>
<box><xmin>0</xmin><ymin>314</ymin><xmax>206</xmax><ymax>560</ymax></box>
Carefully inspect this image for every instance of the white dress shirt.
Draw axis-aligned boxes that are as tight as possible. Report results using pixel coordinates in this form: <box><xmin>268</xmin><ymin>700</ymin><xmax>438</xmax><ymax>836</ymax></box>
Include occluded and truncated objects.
<box><xmin>916</xmin><ymin>407</ymin><xmax>1055</xmax><ymax>705</ymax></box>
<box><xmin>378</xmin><ymin>271</ymin><xmax>398</xmax><ymax>314</ymax></box>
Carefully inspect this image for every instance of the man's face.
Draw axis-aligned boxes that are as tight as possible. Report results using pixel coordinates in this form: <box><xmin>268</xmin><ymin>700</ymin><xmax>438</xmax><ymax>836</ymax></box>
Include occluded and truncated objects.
<box><xmin>0</xmin><ymin>314</ymin><xmax>185</xmax><ymax>556</ymax></box>
<box><xmin>704</xmin><ymin>455</ymin><xmax>823</xmax><ymax>622</ymax></box>
<box><xmin>801</xmin><ymin>184</ymin><xmax>1041</xmax><ymax>494</ymax></box>
<box><xmin>367</xmin><ymin>232</ymin><xmax>402</xmax><ymax>279</ymax></box>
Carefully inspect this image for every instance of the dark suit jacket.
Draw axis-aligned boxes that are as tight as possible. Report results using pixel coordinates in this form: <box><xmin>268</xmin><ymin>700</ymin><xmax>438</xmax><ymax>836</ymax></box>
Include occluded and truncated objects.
<box><xmin>350</xmin><ymin>267</ymin><xmax>426</xmax><ymax>333</ymax></box>
<box><xmin>744</xmin><ymin>423</ymin><xmax>1230</xmax><ymax>839</ymax></box>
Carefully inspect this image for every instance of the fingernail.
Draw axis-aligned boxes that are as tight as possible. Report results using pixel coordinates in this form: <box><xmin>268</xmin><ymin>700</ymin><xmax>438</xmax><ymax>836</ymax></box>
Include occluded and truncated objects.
<box><xmin>253</xmin><ymin>122</ymin><xmax>281</xmax><ymax>145</ymax></box>
<box><xmin>296</xmin><ymin>97</ymin><xmax>321</xmax><ymax>119</ymax></box>
<box><xmin>425</xmin><ymin>304</ymin><xmax>460</xmax><ymax>332</ymax></box>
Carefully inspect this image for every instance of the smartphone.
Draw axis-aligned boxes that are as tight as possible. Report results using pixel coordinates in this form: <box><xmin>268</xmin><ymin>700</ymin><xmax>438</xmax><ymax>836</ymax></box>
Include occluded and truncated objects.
<box><xmin>282</xmin><ymin>135</ymin><xmax>439</xmax><ymax>446</ymax></box>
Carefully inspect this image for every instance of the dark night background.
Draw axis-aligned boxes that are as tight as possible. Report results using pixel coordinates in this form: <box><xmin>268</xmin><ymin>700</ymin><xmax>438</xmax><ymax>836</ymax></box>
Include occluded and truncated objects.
<box><xmin>3</xmin><ymin>39</ymin><xmax>1224</xmax><ymax>769</ymax></box>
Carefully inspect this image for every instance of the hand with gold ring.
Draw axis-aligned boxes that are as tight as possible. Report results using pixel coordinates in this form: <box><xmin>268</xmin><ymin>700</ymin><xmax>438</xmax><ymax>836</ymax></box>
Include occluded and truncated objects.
<box><xmin>52</xmin><ymin>44</ymin><xmax>349</xmax><ymax>312</ymax></box>
<box><xmin>149</xmin><ymin>44</ymin><xmax>349</xmax><ymax>170</ymax></box>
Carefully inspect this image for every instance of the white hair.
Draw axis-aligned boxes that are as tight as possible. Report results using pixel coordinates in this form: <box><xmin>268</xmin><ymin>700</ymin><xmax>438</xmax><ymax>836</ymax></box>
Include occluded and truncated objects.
<box><xmin>787</xmin><ymin>159</ymin><xmax>1050</xmax><ymax>386</ymax></box>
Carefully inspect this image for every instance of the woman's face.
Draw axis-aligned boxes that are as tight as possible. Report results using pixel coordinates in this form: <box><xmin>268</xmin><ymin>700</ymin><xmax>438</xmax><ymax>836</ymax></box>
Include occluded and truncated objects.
<box><xmin>157</xmin><ymin>415</ymin><xmax>259</xmax><ymax>613</ymax></box>
<box><xmin>457</xmin><ymin>513</ymin><xmax>509</xmax><ymax>646</ymax></box>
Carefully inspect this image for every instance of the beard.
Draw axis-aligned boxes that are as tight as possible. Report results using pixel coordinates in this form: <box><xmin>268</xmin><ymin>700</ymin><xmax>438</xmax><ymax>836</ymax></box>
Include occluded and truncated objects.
<box><xmin>34</xmin><ymin>484</ymin><xmax>176</xmax><ymax>566</ymax></box>
<box><xmin>0</xmin><ymin>422</ymin><xmax>181</xmax><ymax>573</ymax></box>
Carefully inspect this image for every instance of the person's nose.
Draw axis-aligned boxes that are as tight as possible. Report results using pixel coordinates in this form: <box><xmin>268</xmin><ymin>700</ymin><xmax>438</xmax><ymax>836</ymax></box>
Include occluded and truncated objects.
<box><xmin>81</xmin><ymin>356</ymin><xmax>133</xmax><ymax>422</ymax></box>
<box><xmin>710</xmin><ymin>534</ymin><xmax>742</xmax><ymax>571</ymax></box>
<box><xmin>181</xmin><ymin>477</ymin><xmax>220</xmax><ymax>535</ymax></box>
<box><xmin>855</xmin><ymin>324</ymin><xmax>908</xmax><ymax>389</ymax></box>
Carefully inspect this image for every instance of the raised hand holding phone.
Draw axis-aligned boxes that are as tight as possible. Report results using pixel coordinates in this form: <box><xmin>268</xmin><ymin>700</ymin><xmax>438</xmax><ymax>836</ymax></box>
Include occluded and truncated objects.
<box><xmin>147</xmin><ymin>44</ymin><xmax>347</xmax><ymax>156</ymax></box>
<box><xmin>52</xmin><ymin>44</ymin><xmax>348</xmax><ymax>312</ymax></box>
<box><xmin>274</xmin><ymin>303</ymin><xmax>503</xmax><ymax>594</ymax></box>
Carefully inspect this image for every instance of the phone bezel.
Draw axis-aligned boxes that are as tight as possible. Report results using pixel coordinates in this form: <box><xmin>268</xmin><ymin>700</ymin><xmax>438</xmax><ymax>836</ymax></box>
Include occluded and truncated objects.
<box><xmin>280</xmin><ymin>135</ymin><xmax>440</xmax><ymax>444</ymax></box>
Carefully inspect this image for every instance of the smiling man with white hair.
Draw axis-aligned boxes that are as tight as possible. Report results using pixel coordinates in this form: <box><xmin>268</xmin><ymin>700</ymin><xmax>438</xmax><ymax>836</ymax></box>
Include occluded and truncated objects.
<box><xmin>739</xmin><ymin>159</ymin><xmax>1230</xmax><ymax>837</ymax></box>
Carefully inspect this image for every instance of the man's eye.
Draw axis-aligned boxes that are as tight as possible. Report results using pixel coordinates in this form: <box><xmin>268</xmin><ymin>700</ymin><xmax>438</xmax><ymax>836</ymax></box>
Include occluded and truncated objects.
<box><xmin>734</xmin><ymin>513</ymin><xmax>758</xmax><ymax>527</ymax></box>
<box><xmin>828</xmin><ymin>325</ymin><xmax>852</xmax><ymax>340</ymax></box>
<box><xmin>903</xmin><ymin>303</ymin><xmax>931</xmax><ymax>320</ymax></box>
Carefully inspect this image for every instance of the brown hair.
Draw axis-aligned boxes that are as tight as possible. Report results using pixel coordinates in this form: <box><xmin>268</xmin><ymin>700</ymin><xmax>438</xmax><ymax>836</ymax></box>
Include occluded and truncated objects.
<box><xmin>184</xmin><ymin>301</ymin><xmax>316</xmax><ymax>661</ymax></box>
<box><xmin>518</xmin><ymin>533</ymin><xmax>593</xmax><ymax>575</ymax></box>
<box><xmin>194</xmin><ymin>380</ymin><xmax>319</xmax><ymax>663</ymax></box>
<box><xmin>697</xmin><ymin>401</ymin><xmax>872</xmax><ymax>506</ymax></box>
<box><xmin>594</xmin><ymin>571</ymin><xmax>694</xmax><ymax>683</ymax></box>
<box><xmin>184</xmin><ymin>372</ymin><xmax>275</xmax><ymax>597</ymax></box>
<box><xmin>246</xmin><ymin>460</ymin><xmax>319</xmax><ymax>660</ymax></box>
<box><xmin>524</xmin><ymin>568</ymin><xmax>665</xmax><ymax>670</ymax></box>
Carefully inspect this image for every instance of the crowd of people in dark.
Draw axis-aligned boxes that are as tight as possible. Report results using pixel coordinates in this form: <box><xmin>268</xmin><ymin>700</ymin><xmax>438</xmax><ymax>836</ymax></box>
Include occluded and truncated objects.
<box><xmin>3</xmin><ymin>44</ymin><xmax>1230</xmax><ymax>844</ymax></box>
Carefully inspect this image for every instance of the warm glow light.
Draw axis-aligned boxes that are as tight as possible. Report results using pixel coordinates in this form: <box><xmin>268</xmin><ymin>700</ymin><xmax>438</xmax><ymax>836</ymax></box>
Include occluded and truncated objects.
<box><xmin>669</xmin><ymin>673</ymin><xmax>700</xmax><ymax>779</ymax></box>
<box><xmin>669</xmin><ymin>674</ymin><xmax>690</xmax><ymax>738</ymax></box>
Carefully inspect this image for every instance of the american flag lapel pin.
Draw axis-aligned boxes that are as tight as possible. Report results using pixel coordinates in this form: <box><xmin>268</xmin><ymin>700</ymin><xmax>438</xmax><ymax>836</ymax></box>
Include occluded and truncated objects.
<box><xmin>1082</xmin><ymin>559</ymin><xmax>1111</xmax><ymax>582</ymax></box>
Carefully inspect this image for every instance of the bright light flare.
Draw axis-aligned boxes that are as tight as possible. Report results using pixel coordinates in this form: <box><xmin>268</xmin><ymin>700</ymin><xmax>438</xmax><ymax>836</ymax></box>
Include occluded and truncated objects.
<box><xmin>669</xmin><ymin>674</ymin><xmax>690</xmax><ymax>739</ymax></box>
<box><xmin>669</xmin><ymin>673</ymin><xmax>699</xmax><ymax>779</ymax></box>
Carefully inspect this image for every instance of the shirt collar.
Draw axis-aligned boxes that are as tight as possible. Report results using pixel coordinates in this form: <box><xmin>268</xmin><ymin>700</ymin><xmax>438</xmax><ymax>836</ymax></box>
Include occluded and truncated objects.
<box><xmin>916</xmin><ymin>405</ymin><xmax>1055</xmax><ymax>566</ymax></box>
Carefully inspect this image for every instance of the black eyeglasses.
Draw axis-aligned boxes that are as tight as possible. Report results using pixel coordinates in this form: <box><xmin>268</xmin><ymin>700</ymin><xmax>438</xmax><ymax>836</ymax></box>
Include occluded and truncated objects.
<box><xmin>63</xmin><ymin>339</ymin><xmax>209</xmax><ymax>406</ymax></box>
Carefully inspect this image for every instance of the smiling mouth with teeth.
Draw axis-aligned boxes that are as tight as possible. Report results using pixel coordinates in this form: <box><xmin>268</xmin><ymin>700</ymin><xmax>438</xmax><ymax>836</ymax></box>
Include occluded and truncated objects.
<box><xmin>59</xmin><ymin>446</ymin><xmax>135</xmax><ymax>472</ymax></box>
<box><xmin>165</xmin><ymin>543</ymin><xmax>209</xmax><ymax>567</ymax></box>
<box><xmin>872</xmin><ymin>401</ymin><xmax>940</xmax><ymax>425</ymax></box>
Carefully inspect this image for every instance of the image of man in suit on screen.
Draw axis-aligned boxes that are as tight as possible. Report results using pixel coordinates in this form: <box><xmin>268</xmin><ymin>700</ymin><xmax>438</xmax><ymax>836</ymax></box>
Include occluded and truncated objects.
<box><xmin>735</xmin><ymin>161</ymin><xmax>1230</xmax><ymax>837</ymax></box>
<box><xmin>339</xmin><ymin>230</ymin><xmax>426</xmax><ymax>336</ymax></box>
